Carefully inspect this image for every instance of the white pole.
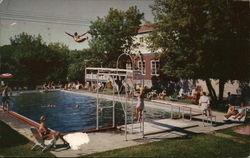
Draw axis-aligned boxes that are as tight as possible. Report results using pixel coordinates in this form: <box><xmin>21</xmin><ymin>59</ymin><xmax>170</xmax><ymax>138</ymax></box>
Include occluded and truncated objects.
<box><xmin>116</xmin><ymin>52</ymin><xmax>135</xmax><ymax>141</ymax></box>
<box><xmin>112</xmin><ymin>76</ymin><xmax>115</xmax><ymax>127</ymax></box>
<box><xmin>171</xmin><ymin>105</ymin><xmax>173</xmax><ymax>119</ymax></box>
<box><xmin>125</xmin><ymin>102</ymin><xmax>128</xmax><ymax>141</ymax></box>
<box><xmin>96</xmin><ymin>71</ymin><xmax>99</xmax><ymax>130</ymax></box>
<box><xmin>142</xmin><ymin>111</ymin><xmax>145</xmax><ymax>138</ymax></box>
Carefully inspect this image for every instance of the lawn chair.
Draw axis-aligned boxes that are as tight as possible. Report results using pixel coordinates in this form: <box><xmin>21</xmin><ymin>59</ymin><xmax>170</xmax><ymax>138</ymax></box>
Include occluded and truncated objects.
<box><xmin>30</xmin><ymin>127</ymin><xmax>57</xmax><ymax>152</ymax></box>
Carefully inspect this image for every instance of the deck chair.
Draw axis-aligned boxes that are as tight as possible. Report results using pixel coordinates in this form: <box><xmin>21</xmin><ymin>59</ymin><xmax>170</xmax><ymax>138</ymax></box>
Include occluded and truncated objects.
<box><xmin>225</xmin><ymin>106</ymin><xmax>248</xmax><ymax>123</ymax></box>
<box><xmin>30</xmin><ymin>127</ymin><xmax>57</xmax><ymax>152</ymax></box>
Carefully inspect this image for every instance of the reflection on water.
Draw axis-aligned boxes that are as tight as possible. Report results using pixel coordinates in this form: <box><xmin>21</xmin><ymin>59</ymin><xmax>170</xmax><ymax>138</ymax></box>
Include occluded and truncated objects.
<box><xmin>11</xmin><ymin>91</ymin><xmax>170</xmax><ymax>133</ymax></box>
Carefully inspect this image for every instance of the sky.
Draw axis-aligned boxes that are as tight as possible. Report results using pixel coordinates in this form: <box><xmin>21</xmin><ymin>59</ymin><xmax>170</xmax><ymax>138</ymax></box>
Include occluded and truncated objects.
<box><xmin>0</xmin><ymin>0</ymin><xmax>154</xmax><ymax>50</ymax></box>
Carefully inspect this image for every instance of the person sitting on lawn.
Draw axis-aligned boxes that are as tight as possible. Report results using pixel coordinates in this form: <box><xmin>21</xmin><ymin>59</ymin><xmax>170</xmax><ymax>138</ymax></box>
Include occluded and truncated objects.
<box><xmin>158</xmin><ymin>90</ymin><xmax>166</xmax><ymax>100</ymax></box>
<box><xmin>224</xmin><ymin>104</ymin><xmax>238</xmax><ymax>119</ymax></box>
<box><xmin>233</xmin><ymin>101</ymin><xmax>246</xmax><ymax>121</ymax></box>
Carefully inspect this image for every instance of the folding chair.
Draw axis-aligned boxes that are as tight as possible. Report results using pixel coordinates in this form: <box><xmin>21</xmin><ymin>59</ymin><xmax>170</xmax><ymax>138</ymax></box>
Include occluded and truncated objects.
<box><xmin>30</xmin><ymin>127</ymin><xmax>57</xmax><ymax>152</ymax></box>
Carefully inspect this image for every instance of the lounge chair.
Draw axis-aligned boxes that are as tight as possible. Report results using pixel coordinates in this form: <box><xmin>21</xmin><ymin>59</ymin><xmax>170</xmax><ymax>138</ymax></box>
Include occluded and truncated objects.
<box><xmin>224</xmin><ymin>106</ymin><xmax>248</xmax><ymax>123</ymax></box>
<box><xmin>30</xmin><ymin>127</ymin><xmax>57</xmax><ymax>152</ymax></box>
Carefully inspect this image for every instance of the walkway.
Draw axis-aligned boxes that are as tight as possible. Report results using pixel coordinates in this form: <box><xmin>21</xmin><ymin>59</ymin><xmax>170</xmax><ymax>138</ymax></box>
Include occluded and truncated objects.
<box><xmin>0</xmin><ymin>90</ymin><xmax>245</xmax><ymax>157</ymax></box>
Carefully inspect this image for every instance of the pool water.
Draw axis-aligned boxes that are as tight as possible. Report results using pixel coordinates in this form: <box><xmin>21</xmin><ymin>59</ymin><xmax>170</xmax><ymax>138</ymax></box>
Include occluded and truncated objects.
<box><xmin>11</xmin><ymin>91</ymin><xmax>170</xmax><ymax>133</ymax></box>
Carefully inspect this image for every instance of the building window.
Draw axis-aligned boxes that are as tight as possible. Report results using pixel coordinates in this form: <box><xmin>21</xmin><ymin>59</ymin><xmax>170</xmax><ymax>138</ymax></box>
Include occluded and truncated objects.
<box><xmin>138</xmin><ymin>60</ymin><xmax>146</xmax><ymax>75</ymax></box>
<box><xmin>151</xmin><ymin>60</ymin><xmax>160</xmax><ymax>75</ymax></box>
<box><xmin>139</xmin><ymin>37</ymin><xmax>144</xmax><ymax>43</ymax></box>
<box><xmin>126</xmin><ymin>63</ymin><xmax>132</xmax><ymax>70</ymax></box>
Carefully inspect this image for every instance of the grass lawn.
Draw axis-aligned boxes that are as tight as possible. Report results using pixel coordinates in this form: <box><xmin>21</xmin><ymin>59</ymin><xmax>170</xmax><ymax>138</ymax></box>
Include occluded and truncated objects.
<box><xmin>84</xmin><ymin>123</ymin><xmax>250</xmax><ymax>158</ymax></box>
<box><xmin>0</xmin><ymin>120</ymin><xmax>55</xmax><ymax>157</ymax></box>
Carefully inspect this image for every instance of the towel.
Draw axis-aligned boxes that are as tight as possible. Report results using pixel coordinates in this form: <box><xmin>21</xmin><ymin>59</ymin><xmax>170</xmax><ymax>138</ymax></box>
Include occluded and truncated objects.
<box><xmin>63</xmin><ymin>132</ymin><xmax>90</xmax><ymax>150</ymax></box>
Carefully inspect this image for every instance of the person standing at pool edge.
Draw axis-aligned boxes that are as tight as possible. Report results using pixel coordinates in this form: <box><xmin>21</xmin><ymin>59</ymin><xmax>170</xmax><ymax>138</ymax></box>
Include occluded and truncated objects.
<box><xmin>199</xmin><ymin>92</ymin><xmax>211</xmax><ymax>116</ymax></box>
<box><xmin>135</xmin><ymin>87</ymin><xmax>145</xmax><ymax>122</ymax></box>
<box><xmin>2</xmin><ymin>85</ymin><xmax>10</xmax><ymax>111</ymax></box>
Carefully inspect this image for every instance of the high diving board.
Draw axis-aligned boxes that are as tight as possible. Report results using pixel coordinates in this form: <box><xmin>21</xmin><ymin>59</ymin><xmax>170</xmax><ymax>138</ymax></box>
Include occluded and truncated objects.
<box><xmin>85</xmin><ymin>67</ymin><xmax>142</xmax><ymax>82</ymax></box>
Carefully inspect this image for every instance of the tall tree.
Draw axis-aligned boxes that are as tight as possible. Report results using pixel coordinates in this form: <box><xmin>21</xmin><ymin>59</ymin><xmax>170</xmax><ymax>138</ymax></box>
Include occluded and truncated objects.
<box><xmin>2</xmin><ymin>33</ymin><xmax>70</xmax><ymax>89</ymax></box>
<box><xmin>89</xmin><ymin>6</ymin><xmax>144</xmax><ymax>68</ymax></box>
<box><xmin>149</xmin><ymin>0</ymin><xmax>249</xmax><ymax>103</ymax></box>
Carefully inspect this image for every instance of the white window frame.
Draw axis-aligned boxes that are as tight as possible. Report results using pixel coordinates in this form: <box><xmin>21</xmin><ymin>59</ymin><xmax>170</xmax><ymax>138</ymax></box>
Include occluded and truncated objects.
<box><xmin>138</xmin><ymin>60</ymin><xmax>146</xmax><ymax>75</ymax></box>
<box><xmin>139</xmin><ymin>37</ymin><xmax>144</xmax><ymax>43</ymax></box>
<box><xmin>151</xmin><ymin>60</ymin><xmax>160</xmax><ymax>76</ymax></box>
<box><xmin>126</xmin><ymin>63</ymin><xmax>132</xmax><ymax>70</ymax></box>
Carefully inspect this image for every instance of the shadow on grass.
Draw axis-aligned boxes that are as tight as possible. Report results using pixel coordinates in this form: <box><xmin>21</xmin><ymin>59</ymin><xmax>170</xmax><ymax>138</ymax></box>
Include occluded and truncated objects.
<box><xmin>0</xmin><ymin>121</ymin><xmax>29</xmax><ymax>148</ymax></box>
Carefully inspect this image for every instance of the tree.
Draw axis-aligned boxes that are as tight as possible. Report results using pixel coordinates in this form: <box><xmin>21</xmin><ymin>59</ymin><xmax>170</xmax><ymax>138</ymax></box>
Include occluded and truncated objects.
<box><xmin>1</xmin><ymin>33</ymin><xmax>70</xmax><ymax>89</ymax></box>
<box><xmin>66</xmin><ymin>49</ymin><xmax>93</xmax><ymax>81</ymax></box>
<box><xmin>89</xmin><ymin>6</ymin><xmax>144</xmax><ymax>68</ymax></box>
<box><xmin>149</xmin><ymin>0</ymin><xmax>249</xmax><ymax>103</ymax></box>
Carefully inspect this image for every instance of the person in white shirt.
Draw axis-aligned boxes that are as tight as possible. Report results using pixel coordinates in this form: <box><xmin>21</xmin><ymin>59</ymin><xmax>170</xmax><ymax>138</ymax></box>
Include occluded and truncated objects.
<box><xmin>199</xmin><ymin>92</ymin><xmax>211</xmax><ymax>116</ymax></box>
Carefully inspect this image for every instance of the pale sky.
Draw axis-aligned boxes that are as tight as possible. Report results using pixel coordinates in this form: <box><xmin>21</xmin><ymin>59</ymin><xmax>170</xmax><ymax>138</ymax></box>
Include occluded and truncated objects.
<box><xmin>0</xmin><ymin>0</ymin><xmax>154</xmax><ymax>50</ymax></box>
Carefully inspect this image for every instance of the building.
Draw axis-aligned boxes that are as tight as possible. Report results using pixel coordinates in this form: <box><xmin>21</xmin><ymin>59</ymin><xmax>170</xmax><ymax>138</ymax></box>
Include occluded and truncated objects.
<box><xmin>128</xmin><ymin>24</ymin><xmax>159</xmax><ymax>88</ymax></box>
<box><xmin>129</xmin><ymin>24</ymin><xmax>247</xmax><ymax>98</ymax></box>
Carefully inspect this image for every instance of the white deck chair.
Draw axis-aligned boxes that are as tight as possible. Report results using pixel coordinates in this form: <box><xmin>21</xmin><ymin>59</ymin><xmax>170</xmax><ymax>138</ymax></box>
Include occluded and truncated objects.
<box><xmin>225</xmin><ymin>106</ymin><xmax>248</xmax><ymax>123</ymax></box>
<box><xmin>30</xmin><ymin>127</ymin><xmax>57</xmax><ymax>152</ymax></box>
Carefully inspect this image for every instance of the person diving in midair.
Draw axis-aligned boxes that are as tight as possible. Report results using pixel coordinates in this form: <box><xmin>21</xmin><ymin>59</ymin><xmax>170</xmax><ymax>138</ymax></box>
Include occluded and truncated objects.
<box><xmin>65</xmin><ymin>30</ymin><xmax>89</xmax><ymax>43</ymax></box>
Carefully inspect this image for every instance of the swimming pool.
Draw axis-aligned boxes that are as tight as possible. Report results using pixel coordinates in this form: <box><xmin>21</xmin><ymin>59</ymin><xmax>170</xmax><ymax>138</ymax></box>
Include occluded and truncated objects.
<box><xmin>11</xmin><ymin>91</ymin><xmax>170</xmax><ymax>133</ymax></box>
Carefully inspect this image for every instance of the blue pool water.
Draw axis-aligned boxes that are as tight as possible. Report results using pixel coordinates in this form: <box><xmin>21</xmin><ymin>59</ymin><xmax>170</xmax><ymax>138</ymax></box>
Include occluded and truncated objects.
<box><xmin>11</xmin><ymin>91</ymin><xmax>170</xmax><ymax>133</ymax></box>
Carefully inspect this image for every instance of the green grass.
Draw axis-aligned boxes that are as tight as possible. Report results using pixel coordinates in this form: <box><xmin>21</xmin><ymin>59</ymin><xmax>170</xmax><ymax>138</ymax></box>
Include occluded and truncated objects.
<box><xmin>83</xmin><ymin>124</ymin><xmax>250</xmax><ymax>158</ymax></box>
<box><xmin>0</xmin><ymin>120</ymin><xmax>55</xmax><ymax>157</ymax></box>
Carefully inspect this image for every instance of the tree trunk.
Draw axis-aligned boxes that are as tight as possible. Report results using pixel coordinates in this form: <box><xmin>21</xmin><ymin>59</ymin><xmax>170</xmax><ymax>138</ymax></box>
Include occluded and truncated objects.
<box><xmin>205</xmin><ymin>79</ymin><xmax>217</xmax><ymax>103</ymax></box>
<box><xmin>218</xmin><ymin>79</ymin><xmax>225</xmax><ymax>102</ymax></box>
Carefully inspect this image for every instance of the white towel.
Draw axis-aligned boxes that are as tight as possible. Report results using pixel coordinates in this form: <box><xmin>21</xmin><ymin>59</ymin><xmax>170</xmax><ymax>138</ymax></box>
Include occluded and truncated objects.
<box><xmin>63</xmin><ymin>132</ymin><xmax>90</xmax><ymax>150</ymax></box>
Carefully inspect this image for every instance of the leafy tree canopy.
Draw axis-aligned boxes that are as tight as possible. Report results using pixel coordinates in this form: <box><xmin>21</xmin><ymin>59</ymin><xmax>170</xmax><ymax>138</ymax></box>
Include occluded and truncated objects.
<box><xmin>149</xmin><ymin>0</ymin><xmax>249</xmax><ymax>102</ymax></box>
<box><xmin>89</xmin><ymin>6</ymin><xmax>144</xmax><ymax>67</ymax></box>
<box><xmin>1</xmin><ymin>33</ymin><xmax>70</xmax><ymax>88</ymax></box>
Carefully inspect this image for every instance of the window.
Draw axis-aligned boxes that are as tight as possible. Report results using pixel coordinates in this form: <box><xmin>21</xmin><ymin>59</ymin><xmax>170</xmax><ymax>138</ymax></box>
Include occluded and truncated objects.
<box><xmin>139</xmin><ymin>37</ymin><xmax>144</xmax><ymax>43</ymax></box>
<box><xmin>126</xmin><ymin>63</ymin><xmax>132</xmax><ymax>70</ymax></box>
<box><xmin>151</xmin><ymin>60</ymin><xmax>160</xmax><ymax>75</ymax></box>
<box><xmin>138</xmin><ymin>60</ymin><xmax>146</xmax><ymax>75</ymax></box>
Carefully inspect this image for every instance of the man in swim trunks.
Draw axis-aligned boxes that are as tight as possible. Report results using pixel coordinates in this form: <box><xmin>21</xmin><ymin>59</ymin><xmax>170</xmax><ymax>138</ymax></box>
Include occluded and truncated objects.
<box><xmin>65</xmin><ymin>30</ymin><xmax>89</xmax><ymax>43</ymax></box>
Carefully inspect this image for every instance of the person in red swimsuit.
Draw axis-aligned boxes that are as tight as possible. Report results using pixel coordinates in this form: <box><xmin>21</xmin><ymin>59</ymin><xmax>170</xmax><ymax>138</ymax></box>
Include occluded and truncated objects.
<box><xmin>39</xmin><ymin>116</ymin><xmax>69</xmax><ymax>145</ymax></box>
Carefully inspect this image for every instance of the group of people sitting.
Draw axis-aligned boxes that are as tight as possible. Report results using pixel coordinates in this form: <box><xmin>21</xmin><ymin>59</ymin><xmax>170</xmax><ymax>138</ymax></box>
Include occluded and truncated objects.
<box><xmin>64</xmin><ymin>81</ymin><xmax>84</xmax><ymax>90</ymax></box>
<box><xmin>224</xmin><ymin>92</ymin><xmax>247</xmax><ymax>121</ymax></box>
<box><xmin>146</xmin><ymin>90</ymin><xmax>167</xmax><ymax>100</ymax></box>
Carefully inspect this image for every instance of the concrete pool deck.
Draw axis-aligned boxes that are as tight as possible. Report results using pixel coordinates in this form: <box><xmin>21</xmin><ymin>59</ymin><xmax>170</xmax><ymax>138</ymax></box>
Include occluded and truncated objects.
<box><xmin>0</xmin><ymin>90</ymin><xmax>245</xmax><ymax>157</ymax></box>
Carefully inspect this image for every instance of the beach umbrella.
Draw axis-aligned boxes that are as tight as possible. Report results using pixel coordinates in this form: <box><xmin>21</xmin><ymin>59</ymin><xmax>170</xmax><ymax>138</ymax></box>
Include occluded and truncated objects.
<box><xmin>0</xmin><ymin>73</ymin><xmax>13</xmax><ymax>78</ymax></box>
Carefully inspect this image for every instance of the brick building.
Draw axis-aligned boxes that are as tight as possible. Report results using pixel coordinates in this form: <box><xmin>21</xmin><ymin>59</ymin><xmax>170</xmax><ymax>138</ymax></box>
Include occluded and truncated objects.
<box><xmin>128</xmin><ymin>24</ymin><xmax>159</xmax><ymax>88</ymax></box>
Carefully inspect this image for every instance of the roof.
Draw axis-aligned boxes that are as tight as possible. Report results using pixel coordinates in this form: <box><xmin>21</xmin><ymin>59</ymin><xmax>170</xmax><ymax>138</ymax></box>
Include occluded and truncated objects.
<box><xmin>138</xmin><ymin>24</ymin><xmax>155</xmax><ymax>34</ymax></box>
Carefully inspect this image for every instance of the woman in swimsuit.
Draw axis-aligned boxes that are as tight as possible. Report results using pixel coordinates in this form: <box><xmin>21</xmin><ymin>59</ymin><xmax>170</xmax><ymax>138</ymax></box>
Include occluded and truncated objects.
<box><xmin>135</xmin><ymin>88</ymin><xmax>145</xmax><ymax>122</ymax></box>
<box><xmin>39</xmin><ymin>116</ymin><xmax>68</xmax><ymax>145</ymax></box>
